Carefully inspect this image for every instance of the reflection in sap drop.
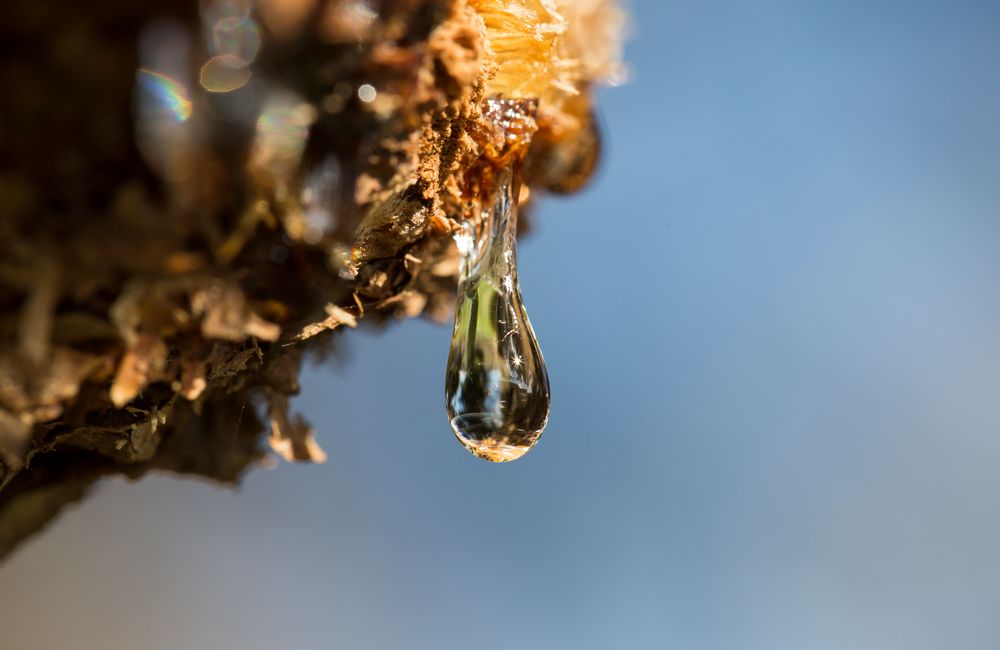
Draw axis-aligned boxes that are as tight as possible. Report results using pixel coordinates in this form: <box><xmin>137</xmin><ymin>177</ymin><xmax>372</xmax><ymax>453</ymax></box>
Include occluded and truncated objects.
<box><xmin>445</xmin><ymin>166</ymin><xmax>550</xmax><ymax>462</ymax></box>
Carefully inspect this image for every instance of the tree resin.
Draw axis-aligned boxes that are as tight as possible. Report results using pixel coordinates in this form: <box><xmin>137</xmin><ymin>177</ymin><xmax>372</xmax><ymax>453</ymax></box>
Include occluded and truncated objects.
<box><xmin>445</xmin><ymin>165</ymin><xmax>550</xmax><ymax>462</ymax></box>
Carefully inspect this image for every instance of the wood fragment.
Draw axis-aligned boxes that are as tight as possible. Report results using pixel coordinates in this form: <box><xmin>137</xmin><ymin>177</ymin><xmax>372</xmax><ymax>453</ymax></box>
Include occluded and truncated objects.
<box><xmin>267</xmin><ymin>391</ymin><xmax>327</xmax><ymax>464</ymax></box>
<box><xmin>289</xmin><ymin>304</ymin><xmax>359</xmax><ymax>343</ymax></box>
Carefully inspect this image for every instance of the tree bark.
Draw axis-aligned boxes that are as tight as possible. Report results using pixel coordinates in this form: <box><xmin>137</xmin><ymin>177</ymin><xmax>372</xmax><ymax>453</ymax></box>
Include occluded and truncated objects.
<box><xmin>0</xmin><ymin>0</ymin><xmax>622</xmax><ymax>560</ymax></box>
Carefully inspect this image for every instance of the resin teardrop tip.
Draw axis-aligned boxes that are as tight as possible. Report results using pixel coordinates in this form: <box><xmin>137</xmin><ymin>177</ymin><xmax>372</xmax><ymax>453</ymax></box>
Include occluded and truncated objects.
<box><xmin>450</xmin><ymin>413</ymin><xmax>546</xmax><ymax>463</ymax></box>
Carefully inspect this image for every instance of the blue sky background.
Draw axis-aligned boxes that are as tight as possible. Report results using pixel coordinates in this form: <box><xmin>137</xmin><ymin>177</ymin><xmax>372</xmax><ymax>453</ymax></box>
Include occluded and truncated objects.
<box><xmin>4</xmin><ymin>1</ymin><xmax>1000</xmax><ymax>648</ymax></box>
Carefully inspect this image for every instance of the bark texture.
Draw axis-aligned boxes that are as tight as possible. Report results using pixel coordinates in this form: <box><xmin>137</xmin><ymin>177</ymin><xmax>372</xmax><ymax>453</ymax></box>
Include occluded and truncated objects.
<box><xmin>0</xmin><ymin>0</ymin><xmax>623</xmax><ymax>559</ymax></box>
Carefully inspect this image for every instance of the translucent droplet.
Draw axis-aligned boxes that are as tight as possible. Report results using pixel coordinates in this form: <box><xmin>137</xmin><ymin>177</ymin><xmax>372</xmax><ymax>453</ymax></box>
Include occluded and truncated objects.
<box><xmin>445</xmin><ymin>165</ymin><xmax>550</xmax><ymax>462</ymax></box>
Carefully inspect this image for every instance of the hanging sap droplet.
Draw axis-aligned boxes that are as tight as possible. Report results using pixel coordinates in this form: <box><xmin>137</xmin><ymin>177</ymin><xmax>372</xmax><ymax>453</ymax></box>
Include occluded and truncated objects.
<box><xmin>445</xmin><ymin>165</ymin><xmax>550</xmax><ymax>462</ymax></box>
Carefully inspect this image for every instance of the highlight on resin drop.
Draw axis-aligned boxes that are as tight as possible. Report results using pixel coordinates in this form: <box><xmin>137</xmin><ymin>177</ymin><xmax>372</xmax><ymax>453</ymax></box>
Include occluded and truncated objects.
<box><xmin>445</xmin><ymin>166</ymin><xmax>550</xmax><ymax>462</ymax></box>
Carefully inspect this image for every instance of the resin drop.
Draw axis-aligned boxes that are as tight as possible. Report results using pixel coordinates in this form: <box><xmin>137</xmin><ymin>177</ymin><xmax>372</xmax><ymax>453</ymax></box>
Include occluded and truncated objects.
<box><xmin>445</xmin><ymin>165</ymin><xmax>550</xmax><ymax>462</ymax></box>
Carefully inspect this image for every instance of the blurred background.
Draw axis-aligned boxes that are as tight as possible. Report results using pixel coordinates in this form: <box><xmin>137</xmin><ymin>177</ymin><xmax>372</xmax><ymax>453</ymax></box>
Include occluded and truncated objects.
<box><xmin>4</xmin><ymin>0</ymin><xmax>1000</xmax><ymax>648</ymax></box>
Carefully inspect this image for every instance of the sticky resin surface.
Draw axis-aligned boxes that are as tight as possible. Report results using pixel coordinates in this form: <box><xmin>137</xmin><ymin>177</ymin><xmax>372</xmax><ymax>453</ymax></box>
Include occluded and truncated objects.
<box><xmin>445</xmin><ymin>166</ymin><xmax>550</xmax><ymax>462</ymax></box>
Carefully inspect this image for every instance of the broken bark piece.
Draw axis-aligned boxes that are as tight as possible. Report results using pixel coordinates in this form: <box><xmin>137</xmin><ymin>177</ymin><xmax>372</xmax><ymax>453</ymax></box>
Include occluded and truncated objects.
<box><xmin>110</xmin><ymin>334</ymin><xmax>169</xmax><ymax>408</ymax></box>
<box><xmin>267</xmin><ymin>391</ymin><xmax>328</xmax><ymax>463</ymax></box>
<box><xmin>289</xmin><ymin>304</ymin><xmax>359</xmax><ymax>343</ymax></box>
<box><xmin>0</xmin><ymin>0</ymin><xmax>626</xmax><ymax>560</ymax></box>
<box><xmin>0</xmin><ymin>409</ymin><xmax>30</xmax><ymax>476</ymax></box>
